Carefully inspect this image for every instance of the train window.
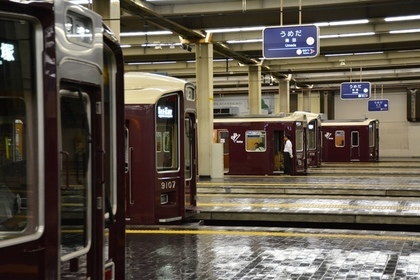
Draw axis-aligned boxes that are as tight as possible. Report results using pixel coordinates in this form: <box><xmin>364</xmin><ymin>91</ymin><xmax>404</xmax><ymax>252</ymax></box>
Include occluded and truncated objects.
<box><xmin>335</xmin><ymin>131</ymin><xmax>345</xmax><ymax>147</ymax></box>
<box><xmin>307</xmin><ymin>121</ymin><xmax>316</xmax><ymax>149</ymax></box>
<box><xmin>218</xmin><ymin>130</ymin><xmax>229</xmax><ymax>155</ymax></box>
<box><xmin>163</xmin><ymin>131</ymin><xmax>171</xmax><ymax>152</ymax></box>
<box><xmin>0</xmin><ymin>17</ymin><xmax>40</xmax><ymax>246</ymax></box>
<box><xmin>185</xmin><ymin>85</ymin><xmax>195</xmax><ymax>101</ymax></box>
<box><xmin>59</xmin><ymin>91</ymin><xmax>92</xmax><ymax>261</ymax></box>
<box><xmin>156</xmin><ymin>132</ymin><xmax>162</xmax><ymax>152</ymax></box>
<box><xmin>65</xmin><ymin>11</ymin><xmax>93</xmax><ymax>45</ymax></box>
<box><xmin>351</xmin><ymin>131</ymin><xmax>359</xmax><ymax>147</ymax></box>
<box><xmin>295</xmin><ymin>130</ymin><xmax>304</xmax><ymax>152</ymax></box>
<box><xmin>184</xmin><ymin>115</ymin><xmax>194</xmax><ymax>179</ymax></box>
<box><xmin>245</xmin><ymin>131</ymin><xmax>266</xmax><ymax>152</ymax></box>
<box><xmin>103</xmin><ymin>48</ymin><xmax>118</xmax><ymax>220</ymax></box>
<box><xmin>0</xmin><ymin>101</ymin><xmax>34</xmax><ymax>237</ymax></box>
<box><xmin>156</xmin><ymin>94</ymin><xmax>179</xmax><ymax>172</ymax></box>
<box><xmin>368</xmin><ymin>123</ymin><xmax>375</xmax><ymax>147</ymax></box>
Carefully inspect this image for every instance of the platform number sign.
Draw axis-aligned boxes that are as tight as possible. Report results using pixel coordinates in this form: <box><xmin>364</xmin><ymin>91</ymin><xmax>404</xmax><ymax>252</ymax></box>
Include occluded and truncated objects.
<box><xmin>340</xmin><ymin>82</ymin><xmax>371</xmax><ymax>100</ymax></box>
<box><xmin>263</xmin><ymin>25</ymin><xmax>320</xmax><ymax>59</ymax></box>
<box><xmin>368</xmin><ymin>99</ymin><xmax>389</xmax><ymax>112</ymax></box>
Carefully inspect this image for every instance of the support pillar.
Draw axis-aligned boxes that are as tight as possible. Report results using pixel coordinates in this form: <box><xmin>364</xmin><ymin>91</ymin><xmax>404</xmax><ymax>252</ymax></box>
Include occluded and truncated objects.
<box><xmin>196</xmin><ymin>43</ymin><xmax>214</xmax><ymax>178</ymax></box>
<box><xmin>248</xmin><ymin>65</ymin><xmax>261</xmax><ymax>115</ymax></box>
<box><xmin>302</xmin><ymin>87</ymin><xmax>311</xmax><ymax>112</ymax></box>
<box><xmin>275</xmin><ymin>79</ymin><xmax>290</xmax><ymax>113</ymax></box>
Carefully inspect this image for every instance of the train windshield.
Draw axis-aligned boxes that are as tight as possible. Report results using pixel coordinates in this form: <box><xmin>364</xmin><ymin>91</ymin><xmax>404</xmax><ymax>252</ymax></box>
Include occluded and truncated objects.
<box><xmin>156</xmin><ymin>93</ymin><xmax>179</xmax><ymax>171</ymax></box>
<box><xmin>0</xmin><ymin>17</ymin><xmax>39</xmax><ymax>243</ymax></box>
<box><xmin>369</xmin><ymin>122</ymin><xmax>376</xmax><ymax>147</ymax></box>
<box><xmin>307</xmin><ymin>121</ymin><xmax>316</xmax><ymax>149</ymax></box>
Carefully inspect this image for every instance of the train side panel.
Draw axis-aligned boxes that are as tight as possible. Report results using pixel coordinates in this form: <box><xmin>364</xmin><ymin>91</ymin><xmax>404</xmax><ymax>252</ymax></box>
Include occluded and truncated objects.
<box><xmin>214</xmin><ymin>116</ymin><xmax>308</xmax><ymax>175</ymax></box>
<box><xmin>321</xmin><ymin>119</ymin><xmax>379</xmax><ymax>162</ymax></box>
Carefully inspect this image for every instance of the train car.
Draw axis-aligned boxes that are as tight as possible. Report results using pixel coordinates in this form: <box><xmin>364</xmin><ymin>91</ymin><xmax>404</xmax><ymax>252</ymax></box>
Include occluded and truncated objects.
<box><xmin>321</xmin><ymin>119</ymin><xmax>379</xmax><ymax>162</ymax></box>
<box><xmin>0</xmin><ymin>1</ymin><xmax>126</xmax><ymax>279</ymax></box>
<box><xmin>124</xmin><ymin>72</ymin><xmax>198</xmax><ymax>225</ymax></box>
<box><xmin>213</xmin><ymin>114</ymin><xmax>308</xmax><ymax>175</ymax></box>
<box><xmin>292</xmin><ymin>111</ymin><xmax>323</xmax><ymax>167</ymax></box>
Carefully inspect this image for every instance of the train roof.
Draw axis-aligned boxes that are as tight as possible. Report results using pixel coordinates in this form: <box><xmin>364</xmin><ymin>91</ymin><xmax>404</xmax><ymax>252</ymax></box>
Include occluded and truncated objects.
<box><xmin>125</xmin><ymin>72</ymin><xmax>189</xmax><ymax>90</ymax></box>
<box><xmin>213</xmin><ymin>113</ymin><xmax>307</xmax><ymax>124</ymax></box>
<box><xmin>124</xmin><ymin>72</ymin><xmax>189</xmax><ymax>104</ymax></box>
<box><xmin>292</xmin><ymin>111</ymin><xmax>324</xmax><ymax>122</ymax></box>
<box><xmin>321</xmin><ymin>118</ymin><xmax>379</xmax><ymax>126</ymax></box>
<box><xmin>125</xmin><ymin>88</ymin><xmax>176</xmax><ymax>104</ymax></box>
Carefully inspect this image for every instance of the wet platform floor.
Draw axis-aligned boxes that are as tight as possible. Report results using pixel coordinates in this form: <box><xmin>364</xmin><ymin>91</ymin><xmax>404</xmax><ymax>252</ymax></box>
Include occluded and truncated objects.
<box><xmin>126</xmin><ymin>225</ymin><xmax>420</xmax><ymax>279</ymax></box>
<box><xmin>126</xmin><ymin>160</ymin><xmax>420</xmax><ymax>279</ymax></box>
<box><xmin>194</xmin><ymin>160</ymin><xmax>420</xmax><ymax>227</ymax></box>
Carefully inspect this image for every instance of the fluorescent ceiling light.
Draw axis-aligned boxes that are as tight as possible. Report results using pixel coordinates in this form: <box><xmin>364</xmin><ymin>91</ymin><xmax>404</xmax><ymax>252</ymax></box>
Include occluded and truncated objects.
<box><xmin>390</xmin><ymin>28</ymin><xmax>420</xmax><ymax>34</ymax></box>
<box><xmin>206</xmin><ymin>26</ymin><xmax>265</xmax><ymax>34</ymax></box>
<box><xmin>325</xmin><ymin>53</ymin><xmax>354</xmax><ymax>57</ymax></box>
<box><xmin>320</xmin><ymin>32</ymin><xmax>375</xmax><ymax>39</ymax></box>
<box><xmin>187</xmin><ymin>58</ymin><xmax>234</xmax><ymax>63</ymax></box>
<box><xmin>329</xmin><ymin>19</ymin><xmax>369</xmax><ymax>26</ymax></box>
<box><xmin>315</xmin><ymin>19</ymin><xmax>368</xmax><ymax>27</ymax></box>
<box><xmin>226</xmin><ymin>39</ymin><xmax>262</xmax><ymax>44</ymax></box>
<box><xmin>127</xmin><ymin>61</ymin><xmax>177</xmax><ymax>65</ymax></box>
<box><xmin>138</xmin><ymin>42</ymin><xmax>181</xmax><ymax>48</ymax></box>
<box><xmin>339</xmin><ymin>32</ymin><xmax>375</xmax><ymax>37</ymax></box>
<box><xmin>385</xmin><ymin>15</ymin><xmax>420</xmax><ymax>22</ymax></box>
<box><xmin>354</xmin><ymin>51</ymin><xmax>383</xmax><ymax>55</ymax></box>
<box><xmin>325</xmin><ymin>51</ymin><xmax>383</xmax><ymax>57</ymax></box>
<box><xmin>120</xmin><ymin>31</ymin><xmax>173</xmax><ymax>37</ymax></box>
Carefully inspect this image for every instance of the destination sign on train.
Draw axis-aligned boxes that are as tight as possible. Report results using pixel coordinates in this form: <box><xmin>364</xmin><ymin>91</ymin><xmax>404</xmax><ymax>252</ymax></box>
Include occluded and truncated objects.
<box><xmin>340</xmin><ymin>82</ymin><xmax>371</xmax><ymax>99</ymax></box>
<box><xmin>263</xmin><ymin>25</ymin><xmax>320</xmax><ymax>59</ymax></box>
<box><xmin>368</xmin><ymin>99</ymin><xmax>389</xmax><ymax>112</ymax></box>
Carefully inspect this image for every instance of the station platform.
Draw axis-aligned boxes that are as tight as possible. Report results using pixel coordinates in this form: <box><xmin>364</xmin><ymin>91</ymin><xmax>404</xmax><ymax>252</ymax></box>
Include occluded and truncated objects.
<box><xmin>126</xmin><ymin>159</ymin><xmax>420</xmax><ymax>279</ymax></box>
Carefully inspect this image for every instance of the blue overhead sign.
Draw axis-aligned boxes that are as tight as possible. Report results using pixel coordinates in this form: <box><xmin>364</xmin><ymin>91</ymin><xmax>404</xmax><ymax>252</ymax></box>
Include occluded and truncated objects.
<box><xmin>340</xmin><ymin>82</ymin><xmax>371</xmax><ymax>99</ymax></box>
<box><xmin>263</xmin><ymin>25</ymin><xmax>320</xmax><ymax>59</ymax></box>
<box><xmin>368</xmin><ymin>99</ymin><xmax>389</xmax><ymax>112</ymax></box>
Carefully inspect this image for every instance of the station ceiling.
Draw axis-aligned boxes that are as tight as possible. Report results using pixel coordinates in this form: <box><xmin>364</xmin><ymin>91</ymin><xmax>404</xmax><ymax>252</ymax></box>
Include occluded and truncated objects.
<box><xmin>119</xmin><ymin>0</ymin><xmax>420</xmax><ymax>92</ymax></box>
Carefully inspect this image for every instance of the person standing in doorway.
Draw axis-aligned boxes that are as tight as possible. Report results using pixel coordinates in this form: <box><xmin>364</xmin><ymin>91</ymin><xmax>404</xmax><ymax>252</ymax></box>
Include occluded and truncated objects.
<box><xmin>283</xmin><ymin>135</ymin><xmax>293</xmax><ymax>175</ymax></box>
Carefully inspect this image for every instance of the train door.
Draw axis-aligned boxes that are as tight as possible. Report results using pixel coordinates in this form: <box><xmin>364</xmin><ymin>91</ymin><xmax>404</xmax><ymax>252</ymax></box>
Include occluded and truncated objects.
<box><xmin>59</xmin><ymin>88</ymin><xmax>96</xmax><ymax>274</ymax></box>
<box><xmin>216</xmin><ymin>129</ymin><xmax>229</xmax><ymax>172</ymax></box>
<box><xmin>370</xmin><ymin>120</ymin><xmax>380</xmax><ymax>161</ymax></box>
<box><xmin>273</xmin><ymin>130</ymin><xmax>283</xmax><ymax>173</ymax></box>
<box><xmin>294</xmin><ymin>127</ymin><xmax>308</xmax><ymax>174</ymax></box>
<box><xmin>350</xmin><ymin>131</ymin><xmax>360</xmax><ymax>161</ymax></box>
<box><xmin>124</xmin><ymin>125</ymin><xmax>133</xmax><ymax>220</ymax></box>
<box><xmin>184</xmin><ymin>113</ymin><xmax>197</xmax><ymax>211</ymax></box>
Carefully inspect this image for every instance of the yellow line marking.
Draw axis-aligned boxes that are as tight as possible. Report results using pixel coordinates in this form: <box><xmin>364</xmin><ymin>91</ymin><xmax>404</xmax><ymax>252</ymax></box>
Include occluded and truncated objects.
<box><xmin>126</xmin><ymin>229</ymin><xmax>420</xmax><ymax>241</ymax></box>
<box><xmin>197</xmin><ymin>202</ymin><xmax>420</xmax><ymax>211</ymax></box>
<box><xmin>198</xmin><ymin>182</ymin><xmax>414</xmax><ymax>188</ymax></box>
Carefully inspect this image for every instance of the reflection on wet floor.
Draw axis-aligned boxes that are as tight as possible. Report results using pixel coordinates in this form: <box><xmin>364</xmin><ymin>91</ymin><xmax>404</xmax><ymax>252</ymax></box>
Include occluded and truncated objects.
<box><xmin>126</xmin><ymin>161</ymin><xmax>420</xmax><ymax>279</ymax></box>
<box><xmin>126</xmin><ymin>226</ymin><xmax>420</xmax><ymax>280</ymax></box>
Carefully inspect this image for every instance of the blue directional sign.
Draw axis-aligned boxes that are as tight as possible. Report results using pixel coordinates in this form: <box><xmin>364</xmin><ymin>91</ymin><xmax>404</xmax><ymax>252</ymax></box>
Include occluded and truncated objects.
<box><xmin>263</xmin><ymin>25</ymin><xmax>320</xmax><ymax>59</ymax></box>
<box><xmin>368</xmin><ymin>99</ymin><xmax>389</xmax><ymax>112</ymax></box>
<box><xmin>340</xmin><ymin>82</ymin><xmax>371</xmax><ymax>99</ymax></box>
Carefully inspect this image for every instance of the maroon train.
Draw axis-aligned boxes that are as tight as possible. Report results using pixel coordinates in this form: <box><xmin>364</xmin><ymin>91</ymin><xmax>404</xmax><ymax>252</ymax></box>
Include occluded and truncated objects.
<box><xmin>124</xmin><ymin>72</ymin><xmax>198</xmax><ymax>225</ymax></box>
<box><xmin>293</xmin><ymin>111</ymin><xmax>322</xmax><ymax>167</ymax></box>
<box><xmin>321</xmin><ymin>119</ymin><xmax>379</xmax><ymax>162</ymax></box>
<box><xmin>213</xmin><ymin>113</ymin><xmax>308</xmax><ymax>175</ymax></box>
<box><xmin>0</xmin><ymin>1</ymin><xmax>126</xmax><ymax>279</ymax></box>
